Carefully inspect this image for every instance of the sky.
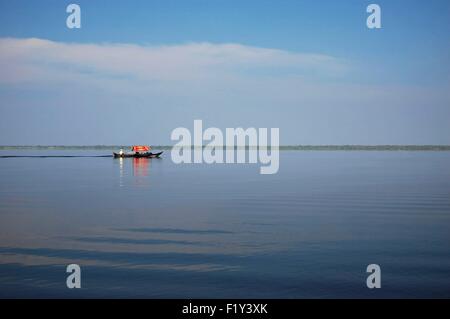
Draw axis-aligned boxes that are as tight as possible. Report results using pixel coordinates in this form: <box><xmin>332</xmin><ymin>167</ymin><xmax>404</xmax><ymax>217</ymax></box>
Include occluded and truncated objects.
<box><xmin>0</xmin><ymin>0</ymin><xmax>449</xmax><ymax>145</ymax></box>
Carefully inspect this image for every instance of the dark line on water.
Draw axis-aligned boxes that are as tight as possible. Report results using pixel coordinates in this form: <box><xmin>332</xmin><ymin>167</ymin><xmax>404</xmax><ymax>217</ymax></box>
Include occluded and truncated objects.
<box><xmin>67</xmin><ymin>236</ymin><xmax>197</xmax><ymax>246</ymax></box>
<box><xmin>0</xmin><ymin>155</ymin><xmax>112</xmax><ymax>158</ymax></box>
<box><xmin>115</xmin><ymin>228</ymin><xmax>235</xmax><ymax>235</ymax></box>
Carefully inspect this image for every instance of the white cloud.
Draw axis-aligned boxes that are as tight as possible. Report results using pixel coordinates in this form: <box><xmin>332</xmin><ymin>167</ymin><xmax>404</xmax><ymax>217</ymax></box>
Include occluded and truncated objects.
<box><xmin>0</xmin><ymin>38</ymin><xmax>448</xmax><ymax>145</ymax></box>
<box><xmin>0</xmin><ymin>37</ymin><xmax>346</xmax><ymax>86</ymax></box>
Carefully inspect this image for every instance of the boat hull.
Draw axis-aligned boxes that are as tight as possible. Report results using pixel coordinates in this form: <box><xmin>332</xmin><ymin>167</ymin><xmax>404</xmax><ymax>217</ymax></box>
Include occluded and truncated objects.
<box><xmin>113</xmin><ymin>151</ymin><xmax>163</xmax><ymax>158</ymax></box>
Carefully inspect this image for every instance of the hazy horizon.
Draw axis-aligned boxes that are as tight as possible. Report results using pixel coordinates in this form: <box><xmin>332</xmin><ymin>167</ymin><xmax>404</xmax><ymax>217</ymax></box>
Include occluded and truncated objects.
<box><xmin>1</xmin><ymin>144</ymin><xmax>450</xmax><ymax>151</ymax></box>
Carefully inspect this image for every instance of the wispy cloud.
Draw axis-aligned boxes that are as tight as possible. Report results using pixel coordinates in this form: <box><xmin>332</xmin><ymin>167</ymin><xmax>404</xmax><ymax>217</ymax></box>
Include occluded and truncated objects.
<box><xmin>0</xmin><ymin>37</ymin><xmax>346</xmax><ymax>86</ymax></box>
<box><xmin>0</xmin><ymin>38</ymin><xmax>448</xmax><ymax>145</ymax></box>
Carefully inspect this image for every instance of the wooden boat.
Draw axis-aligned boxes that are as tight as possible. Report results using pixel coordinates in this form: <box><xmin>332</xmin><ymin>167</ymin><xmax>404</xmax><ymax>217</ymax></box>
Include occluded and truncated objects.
<box><xmin>113</xmin><ymin>151</ymin><xmax>163</xmax><ymax>158</ymax></box>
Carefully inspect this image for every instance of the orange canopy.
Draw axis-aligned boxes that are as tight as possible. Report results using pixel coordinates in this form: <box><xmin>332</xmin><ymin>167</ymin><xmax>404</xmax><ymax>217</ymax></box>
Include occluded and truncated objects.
<box><xmin>132</xmin><ymin>145</ymin><xmax>151</xmax><ymax>152</ymax></box>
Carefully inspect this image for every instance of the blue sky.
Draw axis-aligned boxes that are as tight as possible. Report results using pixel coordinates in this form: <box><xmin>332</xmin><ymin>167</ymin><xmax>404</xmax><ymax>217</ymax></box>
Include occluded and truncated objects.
<box><xmin>0</xmin><ymin>0</ymin><xmax>449</xmax><ymax>145</ymax></box>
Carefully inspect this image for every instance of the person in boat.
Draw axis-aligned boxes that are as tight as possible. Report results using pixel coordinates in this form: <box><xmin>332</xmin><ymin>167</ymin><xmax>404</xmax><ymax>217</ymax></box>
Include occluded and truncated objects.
<box><xmin>119</xmin><ymin>149</ymin><xmax>124</xmax><ymax>156</ymax></box>
<box><xmin>132</xmin><ymin>145</ymin><xmax>150</xmax><ymax>155</ymax></box>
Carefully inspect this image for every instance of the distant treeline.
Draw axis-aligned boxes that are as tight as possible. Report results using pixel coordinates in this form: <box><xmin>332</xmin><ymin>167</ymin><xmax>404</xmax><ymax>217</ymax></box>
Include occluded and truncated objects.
<box><xmin>279</xmin><ymin>145</ymin><xmax>450</xmax><ymax>151</ymax></box>
<box><xmin>1</xmin><ymin>145</ymin><xmax>450</xmax><ymax>151</ymax></box>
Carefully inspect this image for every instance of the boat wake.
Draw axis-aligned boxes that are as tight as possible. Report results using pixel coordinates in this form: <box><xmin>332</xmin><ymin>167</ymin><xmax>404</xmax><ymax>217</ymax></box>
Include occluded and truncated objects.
<box><xmin>0</xmin><ymin>155</ymin><xmax>113</xmax><ymax>158</ymax></box>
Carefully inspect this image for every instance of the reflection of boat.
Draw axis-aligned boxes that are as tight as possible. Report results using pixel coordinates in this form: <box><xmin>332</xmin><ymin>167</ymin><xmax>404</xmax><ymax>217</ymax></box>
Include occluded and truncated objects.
<box><xmin>113</xmin><ymin>151</ymin><xmax>163</xmax><ymax>158</ymax></box>
<box><xmin>113</xmin><ymin>145</ymin><xmax>163</xmax><ymax>158</ymax></box>
<box><xmin>133</xmin><ymin>158</ymin><xmax>149</xmax><ymax>177</ymax></box>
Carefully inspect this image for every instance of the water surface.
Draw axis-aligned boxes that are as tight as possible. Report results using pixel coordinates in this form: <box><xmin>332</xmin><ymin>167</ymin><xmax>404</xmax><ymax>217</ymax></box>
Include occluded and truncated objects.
<box><xmin>0</xmin><ymin>150</ymin><xmax>449</xmax><ymax>298</ymax></box>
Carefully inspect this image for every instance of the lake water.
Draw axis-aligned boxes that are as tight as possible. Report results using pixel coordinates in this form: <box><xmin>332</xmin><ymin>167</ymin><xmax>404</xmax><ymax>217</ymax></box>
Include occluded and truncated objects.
<box><xmin>0</xmin><ymin>150</ymin><xmax>449</xmax><ymax>298</ymax></box>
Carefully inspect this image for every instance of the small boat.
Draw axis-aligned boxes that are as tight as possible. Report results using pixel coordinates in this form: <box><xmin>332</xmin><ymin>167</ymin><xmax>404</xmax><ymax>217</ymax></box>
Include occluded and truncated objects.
<box><xmin>114</xmin><ymin>145</ymin><xmax>163</xmax><ymax>158</ymax></box>
<box><xmin>113</xmin><ymin>151</ymin><xmax>163</xmax><ymax>158</ymax></box>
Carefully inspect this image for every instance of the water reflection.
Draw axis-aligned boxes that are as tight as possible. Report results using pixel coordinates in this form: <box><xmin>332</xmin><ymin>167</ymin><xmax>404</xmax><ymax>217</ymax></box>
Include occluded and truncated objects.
<box><xmin>133</xmin><ymin>158</ymin><xmax>150</xmax><ymax>177</ymax></box>
<box><xmin>119</xmin><ymin>158</ymin><xmax>124</xmax><ymax>187</ymax></box>
<box><xmin>116</xmin><ymin>157</ymin><xmax>151</xmax><ymax>187</ymax></box>
<box><xmin>133</xmin><ymin>158</ymin><xmax>150</xmax><ymax>187</ymax></box>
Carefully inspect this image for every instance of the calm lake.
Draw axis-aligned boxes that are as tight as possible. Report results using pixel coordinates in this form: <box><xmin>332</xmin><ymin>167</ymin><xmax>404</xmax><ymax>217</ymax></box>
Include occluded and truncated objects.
<box><xmin>0</xmin><ymin>150</ymin><xmax>449</xmax><ymax>298</ymax></box>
